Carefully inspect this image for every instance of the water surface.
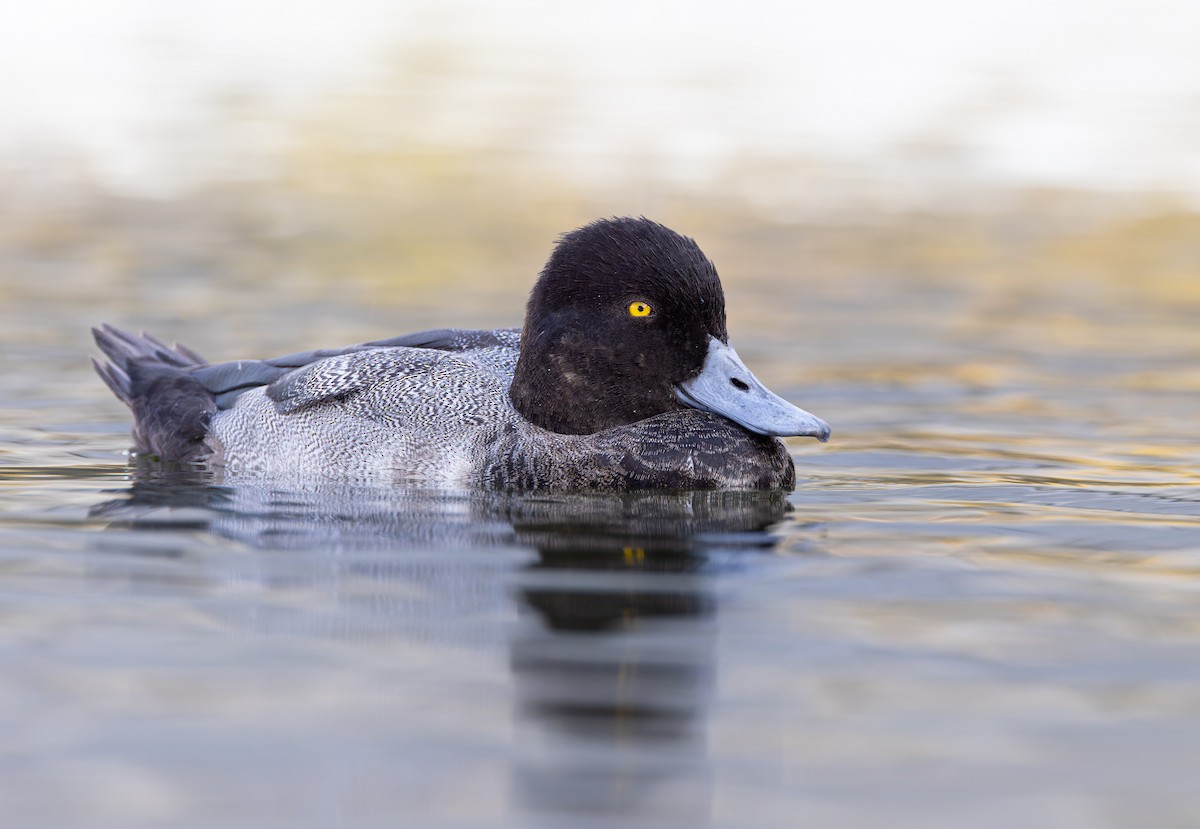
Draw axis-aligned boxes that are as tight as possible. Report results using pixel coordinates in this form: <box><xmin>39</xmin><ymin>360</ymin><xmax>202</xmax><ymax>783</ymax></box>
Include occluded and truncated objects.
<box><xmin>1</xmin><ymin>216</ymin><xmax>1198</xmax><ymax>828</ymax></box>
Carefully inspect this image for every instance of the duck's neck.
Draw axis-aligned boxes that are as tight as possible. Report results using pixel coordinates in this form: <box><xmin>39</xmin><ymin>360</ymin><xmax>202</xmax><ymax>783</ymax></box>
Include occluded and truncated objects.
<box><xmin>509</xmin><ymin>323</ymin><xmax>681</xmax><ymax>435</ymax></box>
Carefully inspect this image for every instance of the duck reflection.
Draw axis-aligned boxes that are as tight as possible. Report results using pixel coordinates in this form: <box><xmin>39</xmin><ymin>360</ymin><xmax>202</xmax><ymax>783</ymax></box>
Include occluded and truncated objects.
<box><xmin>507</xmin><ymin>492</ymin><xmax>786</xmax><ymax>822</ymax></box>
<box><xmin>90</xmin><ymin>473</ymin><xmax>789</xmax><ymax>823</ymax></box>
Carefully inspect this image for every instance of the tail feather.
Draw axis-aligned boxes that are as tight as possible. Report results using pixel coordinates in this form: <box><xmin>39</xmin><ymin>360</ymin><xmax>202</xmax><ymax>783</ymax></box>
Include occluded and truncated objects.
<box><xmin>92</xmin><ymin>325</ymin><xmax>216</xmax><ymax>462</ymax></box>
<box><xmin>170</xmin><ymin>340</ymin><xmax>208</xmax><ymax>366</ymax></box>
<box><xmin>90</xmin><ymin>355</ymin><xmax>133</xmax><ymax>404</ymax></box>
<box><xmin>93</xmin><ymin>323</ymin><xmax>204</xmax><ymax>371</ymax></box>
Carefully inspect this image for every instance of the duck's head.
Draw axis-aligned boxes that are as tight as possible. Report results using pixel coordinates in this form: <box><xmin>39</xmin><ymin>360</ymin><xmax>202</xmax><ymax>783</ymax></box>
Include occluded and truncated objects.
<box><xmin>510</xmin><ymin>217</ymin><xmax>831</xmax><ymax>441</ymax></box>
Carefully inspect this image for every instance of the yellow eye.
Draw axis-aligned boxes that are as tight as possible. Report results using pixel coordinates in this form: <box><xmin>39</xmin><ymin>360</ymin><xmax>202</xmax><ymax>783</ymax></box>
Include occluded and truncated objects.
<box><xmin>628</xmin><ymin>301</ymin><xmax>653</xmax><ymax>318</ymax></box>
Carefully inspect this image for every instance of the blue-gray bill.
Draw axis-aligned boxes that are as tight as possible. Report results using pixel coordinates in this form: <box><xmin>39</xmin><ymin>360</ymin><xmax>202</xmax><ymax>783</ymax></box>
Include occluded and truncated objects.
<box><xmin>675</xmin><ymin>337</ymin><xmax>831</xmax><ymax>441</ymax></box>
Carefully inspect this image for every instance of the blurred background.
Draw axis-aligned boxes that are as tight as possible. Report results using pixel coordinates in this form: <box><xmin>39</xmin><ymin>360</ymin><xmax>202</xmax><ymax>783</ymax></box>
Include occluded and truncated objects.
<box><xmin>2</xmin><ymin>0</ymin><xmax>1198</xmax><ymax>346</ymax></box>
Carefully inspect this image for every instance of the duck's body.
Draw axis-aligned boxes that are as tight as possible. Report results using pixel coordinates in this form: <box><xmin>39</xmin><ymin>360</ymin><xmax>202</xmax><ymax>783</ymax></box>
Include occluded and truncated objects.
<box><xmin>94</xmin><ymin>218</ymin><xmax>829</xmax><ymax>491</ymax></box>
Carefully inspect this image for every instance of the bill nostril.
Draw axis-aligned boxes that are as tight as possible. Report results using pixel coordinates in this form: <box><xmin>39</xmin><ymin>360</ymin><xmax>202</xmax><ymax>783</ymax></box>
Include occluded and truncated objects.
<box><xmin>730</xmin><ymin>378</ymin><xmax>749</xmax><ymax>392</ymax></box>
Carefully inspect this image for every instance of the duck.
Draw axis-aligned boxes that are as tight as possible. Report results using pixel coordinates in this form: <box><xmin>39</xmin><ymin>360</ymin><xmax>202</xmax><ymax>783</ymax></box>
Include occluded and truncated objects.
<box><xmin>93</xmin><ymin>217</ymin><xmax>830</xmax><ymax>490</ymax></box>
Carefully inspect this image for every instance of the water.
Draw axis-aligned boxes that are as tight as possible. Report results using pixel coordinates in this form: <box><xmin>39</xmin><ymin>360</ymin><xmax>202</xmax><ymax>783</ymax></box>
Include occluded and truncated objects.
<box><xmin>2</xmin><ymin>211</ymin><xmax>1199</xmax><ymax>828</ymax></box>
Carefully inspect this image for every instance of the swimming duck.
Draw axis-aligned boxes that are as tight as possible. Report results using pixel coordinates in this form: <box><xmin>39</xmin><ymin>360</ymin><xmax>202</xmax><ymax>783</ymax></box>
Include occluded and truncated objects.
<box><xmin>93</xmin><ymin>217</ymin><xmax>830</xmax><ymax>490</ymax></box>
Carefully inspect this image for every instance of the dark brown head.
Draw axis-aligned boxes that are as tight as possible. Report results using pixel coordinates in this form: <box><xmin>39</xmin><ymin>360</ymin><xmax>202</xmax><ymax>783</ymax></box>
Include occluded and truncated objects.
<box><xmin>510</xmin><ymin>217</ymin><xmax>830</xmax><ymax>441</ymax></box>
